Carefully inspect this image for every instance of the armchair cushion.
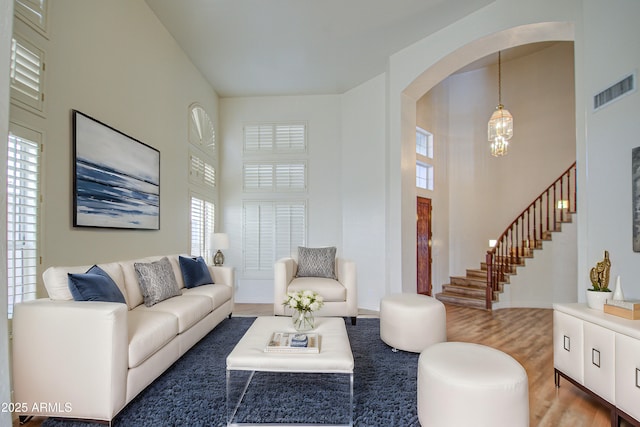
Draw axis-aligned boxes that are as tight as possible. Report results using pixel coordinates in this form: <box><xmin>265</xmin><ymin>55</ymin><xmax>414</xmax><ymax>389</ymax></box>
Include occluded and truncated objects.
<box><xmin>296</xmin><ymin>246</ymin><xmax>336</xmax><ymax>279</ymax></box>
<box><xmin>287</xmin><ymin>277</ymin><xmax>346</xmax><ymax>302</ymax></box>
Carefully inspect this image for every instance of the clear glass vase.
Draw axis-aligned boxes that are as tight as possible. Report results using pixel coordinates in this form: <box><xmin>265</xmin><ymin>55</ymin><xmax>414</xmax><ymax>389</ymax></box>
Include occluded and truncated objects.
<box><xmin>292</xmin><ymin>310</ymin><xmax>314</xmax><ymax>332</ymax></box>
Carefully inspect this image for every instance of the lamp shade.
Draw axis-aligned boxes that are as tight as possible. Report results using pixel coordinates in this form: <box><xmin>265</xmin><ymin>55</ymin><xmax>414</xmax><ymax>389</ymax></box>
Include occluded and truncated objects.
<box><xmin>209</xmin><ymin>233</ymin><xmax>229</xmax><ymax>250</ymax></box>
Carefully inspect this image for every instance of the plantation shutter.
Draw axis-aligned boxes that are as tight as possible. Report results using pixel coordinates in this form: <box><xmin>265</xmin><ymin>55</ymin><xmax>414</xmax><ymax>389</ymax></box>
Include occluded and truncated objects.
<box><xmin>190</xmin><ymin>196</ymin><xmax>215</xmax><ymax>258</ymax></box>
<box><xmin>244</xmin><ymin>124</ymin><xmax>274</xmax><ymax>152</ymax></box>
<box><xmin>15</xmin><ymin>0</ymin><xmax>48</xmax><ymax>34</ymax></box>
<box><xmin>243</xmin><ymin>201</ymin><xmax>305</xmax><ymax>272</ymax></box>
<box><xmin>275</xmin><ymin>124</ymin><xmax>305</xmax><ymax>151</ymax></box>
<box><xmin>190</xmin><ymin>151</ymin><xmax>216</xmax><ymax>189</ymax></box>
<box><xmin>275</xmin><ymin>202</ymin><xmax>306</xmax><ymax>260</ymax></box>
<box><xmin>7</xmin><ymin>124</ymin><xmax>40</xmax><ymax>318</ymax></box>
<box><xmin>244</xmin><ymin>123</ymin><xmax>306</xmax><ymax>153</ymax></box>
<box><xmin>243</xmin><ymin>164</ymin><xmax>273</xmax><ymax>190</ymax></box>
<box><xmin>243</xmin><ymin>202</ymin><xmax>274</xmax><ymax>271</ymax></box>
<box><xmin>275</xmin><ymin>163</ymin><xmax>306</xmax><ymax>190</ymax></box>
<box><xmin>244</xmin><ymin>162</ymin><xmax>306</xmax><ymax>191</ymax></box>
<box><xmin>10</xmin><ymin>34</ymin><xmax>44</xmax><ymax>112</ymax></box>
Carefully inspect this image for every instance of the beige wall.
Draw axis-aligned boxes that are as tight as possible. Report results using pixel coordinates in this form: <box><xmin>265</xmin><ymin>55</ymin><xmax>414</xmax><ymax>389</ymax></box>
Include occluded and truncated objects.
<box><xmin>30</xmin><ymin>0</ymin><xmax>219</xmax><ymax>296</ymax></box>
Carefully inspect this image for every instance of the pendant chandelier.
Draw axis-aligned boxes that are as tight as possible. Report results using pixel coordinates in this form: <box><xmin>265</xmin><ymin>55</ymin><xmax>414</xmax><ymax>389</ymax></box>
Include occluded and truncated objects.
<box><xmin>488</xmin><ymin>51</ymin><xmax>513</xmax><ymax>157</ymax></box>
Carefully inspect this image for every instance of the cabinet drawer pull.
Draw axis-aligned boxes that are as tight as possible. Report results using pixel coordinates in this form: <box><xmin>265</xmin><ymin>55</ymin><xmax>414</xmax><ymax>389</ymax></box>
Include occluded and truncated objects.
<box><xmin>636</xmin><ymin>368</ymin><xmax>640</xmax><ymax>389</ymax></box>
<box><xmin>563</xmin><ymin>335</ymin><xmax>570</xmax><ymax>351</ymax></box>
<box><xmin>592</xmin><ymin>349</ymin><xmax>600</xmax><ymax>368</ymax></box>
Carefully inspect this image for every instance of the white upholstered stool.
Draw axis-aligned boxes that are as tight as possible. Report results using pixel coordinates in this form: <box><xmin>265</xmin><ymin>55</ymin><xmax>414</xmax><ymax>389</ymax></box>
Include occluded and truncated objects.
<box><xmin>418</xmin><ymin>342</ymin><xmax>529</xmax><ymax>427</ymax></box>
<box><xmin>379</xmin><ymin>293</ymin><xmax>446</xmax><ymax>353</ymax></box>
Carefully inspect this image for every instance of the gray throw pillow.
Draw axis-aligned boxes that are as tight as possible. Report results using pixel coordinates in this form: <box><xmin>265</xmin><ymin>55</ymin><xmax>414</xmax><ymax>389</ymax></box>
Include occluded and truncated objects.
<box><xmin>134</xmin><ymin>257</ymin><xmax>181</xmax><ymax>307</ymax></box>
<box><xmin>296</xmin><ymin>246</ymin><xmax>337</xmax><ymax>279</ymax></box>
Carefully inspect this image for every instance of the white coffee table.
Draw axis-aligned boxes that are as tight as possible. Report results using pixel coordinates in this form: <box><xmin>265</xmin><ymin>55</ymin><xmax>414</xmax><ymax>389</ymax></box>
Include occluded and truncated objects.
<box><xmin>226</xmin><ymin>316</ymin><xmax>354</xmax><ymax>426</ymax></box>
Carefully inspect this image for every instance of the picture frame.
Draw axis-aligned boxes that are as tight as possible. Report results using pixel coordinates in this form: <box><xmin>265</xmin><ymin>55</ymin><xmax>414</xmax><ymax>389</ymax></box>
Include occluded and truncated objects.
<box><xmin>633</xmin><ymin>146</ymin><xmax>640</xmax><ymax>251</ymax></box>
<box><xmin>73</xmin><ymin>110</ymin><xmax>160</xmax><ymax>230</ymax></box>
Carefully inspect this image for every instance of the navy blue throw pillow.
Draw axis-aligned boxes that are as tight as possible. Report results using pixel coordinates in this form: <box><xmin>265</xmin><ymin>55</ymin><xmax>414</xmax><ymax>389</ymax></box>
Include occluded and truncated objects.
<box><xmin>179</xmin><ymin>256</ymin><xmax>214</xmax><ymax>288</ymax></box>
<box><xmin>68</xmin><ymin>265</ymin><xmax>126</xmax><ymax>304</ymax></box>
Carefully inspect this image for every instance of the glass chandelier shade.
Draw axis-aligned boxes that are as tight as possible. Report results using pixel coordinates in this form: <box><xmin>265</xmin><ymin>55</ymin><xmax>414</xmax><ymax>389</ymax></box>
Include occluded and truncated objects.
<box><xmin>488</xmin><ymin>51</ymin><xmax>513</xmax><ymax>157</ymax></box>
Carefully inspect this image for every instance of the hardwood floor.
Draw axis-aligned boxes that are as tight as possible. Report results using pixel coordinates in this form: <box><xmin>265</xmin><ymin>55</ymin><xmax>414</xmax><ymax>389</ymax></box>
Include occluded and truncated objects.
<box><xmin>443</xmin><ymin>304</ymin><xmax>630</xmax><ymax>427</ymax></box>
<box><xmin>14</xmin><ymin>303</ymin><xmax>630</xmax><ymax>426</ymax></box>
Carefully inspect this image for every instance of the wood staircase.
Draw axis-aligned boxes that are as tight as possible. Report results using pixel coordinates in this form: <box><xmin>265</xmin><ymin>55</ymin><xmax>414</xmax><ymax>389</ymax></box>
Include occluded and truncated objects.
<box><xmin>436</xmin><ymin>162</ymin><xmax>577</xmax><ymax>310</ymax></box>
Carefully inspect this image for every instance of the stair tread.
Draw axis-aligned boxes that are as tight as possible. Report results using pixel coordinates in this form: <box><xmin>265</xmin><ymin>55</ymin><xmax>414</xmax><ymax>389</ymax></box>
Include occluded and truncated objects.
<box><xmin>444</xmin><ymin>283</ymin><xmax>485</xmax><ymax>290</ymax></box>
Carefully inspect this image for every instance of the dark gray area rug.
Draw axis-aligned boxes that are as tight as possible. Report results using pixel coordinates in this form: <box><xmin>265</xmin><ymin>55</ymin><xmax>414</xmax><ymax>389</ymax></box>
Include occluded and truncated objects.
<box><xmin>42</xmin><ymin>317</ymin><xmax>419</xmax><ymax>426</ymax></box>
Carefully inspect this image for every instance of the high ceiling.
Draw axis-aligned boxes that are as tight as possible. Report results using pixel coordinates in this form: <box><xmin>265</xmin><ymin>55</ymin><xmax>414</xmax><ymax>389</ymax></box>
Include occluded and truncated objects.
<box><xmin>144</xmin><ymin>0</ymin><xmax>494</xmax><ymax>97</ymax></box>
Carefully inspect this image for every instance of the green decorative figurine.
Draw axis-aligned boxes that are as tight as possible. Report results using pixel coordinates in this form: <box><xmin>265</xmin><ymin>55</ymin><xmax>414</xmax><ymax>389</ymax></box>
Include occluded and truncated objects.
<box><xmin>589</xmin><ymin>250</ymin><xmax>611</xmax><ymax>292</ymax></box>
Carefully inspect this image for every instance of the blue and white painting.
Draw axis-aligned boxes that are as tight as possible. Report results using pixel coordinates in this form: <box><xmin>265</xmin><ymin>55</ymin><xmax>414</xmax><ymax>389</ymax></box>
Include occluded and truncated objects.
<box><xmin>74</xmin><ymin>111</ymin><xmax>160</xmax><ymax>229</ymax></box>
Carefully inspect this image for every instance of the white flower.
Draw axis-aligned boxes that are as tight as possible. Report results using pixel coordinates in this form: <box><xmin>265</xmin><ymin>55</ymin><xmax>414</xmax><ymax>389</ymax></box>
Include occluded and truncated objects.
<box><xmin>282</xmin><ymin>289</ymin><xmax>324</xmax><ymax>313</ymax></box>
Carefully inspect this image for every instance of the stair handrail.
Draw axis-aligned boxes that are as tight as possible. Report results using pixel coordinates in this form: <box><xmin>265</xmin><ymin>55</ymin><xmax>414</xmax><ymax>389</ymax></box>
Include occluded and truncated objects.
<box><xmin>485</xmin><ymin>162</ymin><xmax>577</xmax><ymax>309</ymax></box>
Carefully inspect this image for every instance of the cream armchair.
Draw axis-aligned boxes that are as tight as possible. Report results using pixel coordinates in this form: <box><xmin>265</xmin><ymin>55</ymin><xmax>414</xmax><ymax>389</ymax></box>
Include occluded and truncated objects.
<box><xmin>274</xmin><ymin>256</ymin><xmax>357</xmax><ymax>325</ymax></box>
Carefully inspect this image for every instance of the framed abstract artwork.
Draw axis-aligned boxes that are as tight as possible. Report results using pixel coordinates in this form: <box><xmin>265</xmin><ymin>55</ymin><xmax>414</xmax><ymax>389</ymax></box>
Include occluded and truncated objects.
<box><xmin>73</xmin><ymin>110</ymin><xmax>160</xmax><ymax>230</ymax></box>
<box><xmin>633</xmin><ymin>147</ymin><xmax>640</xmax><ymax>251</ymax></box>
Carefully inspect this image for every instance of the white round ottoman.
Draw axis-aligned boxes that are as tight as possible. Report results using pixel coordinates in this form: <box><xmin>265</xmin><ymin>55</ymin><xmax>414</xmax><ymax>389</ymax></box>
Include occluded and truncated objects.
<box><xmin>380</xmin><ymin>293</ymin><xmax>446</xmax><ymax>353</ymax></box>
<box><xmin>418</xmin><ymin>342</ymin><xmax>529</xmax><ymax>427</ymax></box>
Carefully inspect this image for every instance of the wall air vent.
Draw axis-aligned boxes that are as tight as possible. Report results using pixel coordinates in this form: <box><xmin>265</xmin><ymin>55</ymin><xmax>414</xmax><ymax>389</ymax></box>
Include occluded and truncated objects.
<box><xmin>594</xmin><ymin>72</ymin><xmax>636</xmax><ymax>111</ymax></box>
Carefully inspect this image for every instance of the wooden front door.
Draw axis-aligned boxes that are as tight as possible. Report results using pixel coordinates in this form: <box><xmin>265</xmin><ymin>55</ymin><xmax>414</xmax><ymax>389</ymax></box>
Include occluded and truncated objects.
<box><xmin>417</xmin><ymin>197</ymin><xmax>432</xmax><ymax>295</ymax></box>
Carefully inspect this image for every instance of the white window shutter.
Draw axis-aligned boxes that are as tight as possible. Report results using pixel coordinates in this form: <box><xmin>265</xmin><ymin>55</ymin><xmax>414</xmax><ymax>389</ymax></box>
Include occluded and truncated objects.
<box><xmin>275</xmin><ymin>124</ymin><xmax>306</xmax><ymax>151</ymax></box>
<box><xmin>275</xmin><ymin>163</ymin><xmax>306</xmax><ymax>191</ymax></box>
<box><xmin>275</xmin><ymin>202</ymin><xmax>306</xmax><ymax>260</ymax></box>
<box><xmin>243</xmin><ymin>201</ymin><xmax>305</xmax><ymax>272</ymax></box>
<box><xmin>244</xmin><ymin>123</ymin><xmax>306</xmax><ymax>153</ymax></box>
<box><xmin>10</xmin><ymin>34</ymin><xmax>45</xmax><ymax>112</ymax></box>
<box><xmin>15</xmin><ymin>0</ymin><xmax>48</xmax><ymax>34</ymax></box>
<box><xmin>243</xmin><ymin>163</ymin><xmax>274</xmax><ymax>191</ymax></box>
<box><xmin>244</xmin><ymin>124</ymin><xmax>274</xmax><ymax>152</ymax></box>
<box><xmin>7</xmin><ymin>124</ymin><xmax>41</xmax><ymax>318</ymax></box>
<box><xmin>190</xmin><ymin>151</ymin><xmax>215</xmax><ymax>189</ymax></box>
<box><xmin>190</xmin><ymin>196</ymin><xmax>215</xmax><ymax>258</ymax></box>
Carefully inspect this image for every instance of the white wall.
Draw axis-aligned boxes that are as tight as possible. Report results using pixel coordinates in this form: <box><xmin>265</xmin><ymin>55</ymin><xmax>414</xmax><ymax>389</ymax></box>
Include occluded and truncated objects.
<box><xmin>0</xmin><ymin>0</ymin><xmax>14</xmax><ymax>423</ymax></box>
<box><xmin>341</xmin><ymin>74</ymin><xmax>388</xmax><ymax>310</ymax></box>
<box><xmin>579</xmin><ymin>0</ymin><xmax>640</xmax><ymax>300</ymax></box>
<box><xmin>496</xmin><ymin>216</ymin><xmax>577</xmax><ymax>308</ymax></box>
<box><xmin>219</xmin><ymin>95</ymin><xmax>343</xmax><ymax>304</ymax></box>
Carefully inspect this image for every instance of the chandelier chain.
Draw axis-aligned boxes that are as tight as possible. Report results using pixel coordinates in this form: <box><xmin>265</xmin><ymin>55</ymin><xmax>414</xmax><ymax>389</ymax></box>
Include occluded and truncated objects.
<box><xmin>498</xmin><ymin>51</ymin><xmax>502</xmax><ymax>106</ymax></box>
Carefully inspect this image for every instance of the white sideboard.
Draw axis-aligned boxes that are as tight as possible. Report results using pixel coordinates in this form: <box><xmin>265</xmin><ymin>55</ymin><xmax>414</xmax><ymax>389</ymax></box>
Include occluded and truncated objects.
<box><xmin>553</xmin><ymin>303</ymin><xmax>640</xmax><ymax>426</ymax></box>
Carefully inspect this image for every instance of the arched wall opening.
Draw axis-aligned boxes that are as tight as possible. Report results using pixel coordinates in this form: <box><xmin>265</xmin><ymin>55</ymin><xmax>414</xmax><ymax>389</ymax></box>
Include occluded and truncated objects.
<box><xmin>395</xmin><ymin>22</ymin><xmax>576</xmax><ymax>299</ymax></box>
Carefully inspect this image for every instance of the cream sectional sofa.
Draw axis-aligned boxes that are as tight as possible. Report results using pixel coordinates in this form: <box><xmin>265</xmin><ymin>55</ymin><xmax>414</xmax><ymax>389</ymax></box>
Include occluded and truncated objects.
<box><xmin>11</xmin><ymin>254</ymin><xmax>234</xmax><ymax>423</ymax></box>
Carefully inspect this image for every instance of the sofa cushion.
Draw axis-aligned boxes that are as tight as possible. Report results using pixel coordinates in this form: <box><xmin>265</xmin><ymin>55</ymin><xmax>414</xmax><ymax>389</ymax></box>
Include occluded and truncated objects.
<box><xmin>182</xmin><ymin>284</ymin><xmax>232</xmax><ymax>309</ymax></box>
<box><xmin>134</xmin><ymin>257</ymin><xmax>181</xmax><ymax>307</ymax></box>
<box><xmin>136</xmin><ymin>294</ymin><xmax>212</xmax><ymax>334</ymax></box>
<box><xmin>179</xmin><ymin>256</ymin><xmax>214</xmax><ymax>288</ymax></box>
<box><xmin>288</xmin><ymin>277</ymin><xmax>346</xmax><ymax>302</ymax></box>
<box><xmin>296</xmin><ymin>246</ymin><xmax>337</xmax><ymax>279</ymax></box>
<box><xmin>127</xmin><ymin>309</ymin><xmax>178</xmax><ymax>368</ymax></box>
<box><xmin>67</xmin><ymin>265</ymin><xmax>126</xmax><ymax>304</ymax></box>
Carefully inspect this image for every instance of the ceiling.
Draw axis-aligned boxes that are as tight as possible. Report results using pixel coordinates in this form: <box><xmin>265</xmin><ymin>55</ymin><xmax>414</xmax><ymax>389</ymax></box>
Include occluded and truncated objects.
<box><xmin>144</xmin><ymin>0</ymin><xmax>496</xmax><ymax>97</ymax></box>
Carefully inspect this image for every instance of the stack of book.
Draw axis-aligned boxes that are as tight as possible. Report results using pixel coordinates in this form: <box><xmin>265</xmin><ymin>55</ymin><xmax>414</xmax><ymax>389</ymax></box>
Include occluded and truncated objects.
<box><xmin>264</xmin><ymin>332</ymin><xmax>320</xmax><ymax>353</ymax></box>
<box><xmin>604</xmin><ymin>299</ymin><xmax>640</xmax><ymax>320</ymax></box>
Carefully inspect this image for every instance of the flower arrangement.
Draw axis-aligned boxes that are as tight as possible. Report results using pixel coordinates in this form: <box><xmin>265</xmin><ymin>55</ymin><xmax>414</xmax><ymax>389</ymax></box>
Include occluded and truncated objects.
<box><xmin>283</xmin><ymin>290</ymin><xmax>324</xmax><ymax>331</ymax></box>
<box><xmin>283</xmin><ymin>290</ymin><xmax>324</xmax><ymax>313</ymax></box>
